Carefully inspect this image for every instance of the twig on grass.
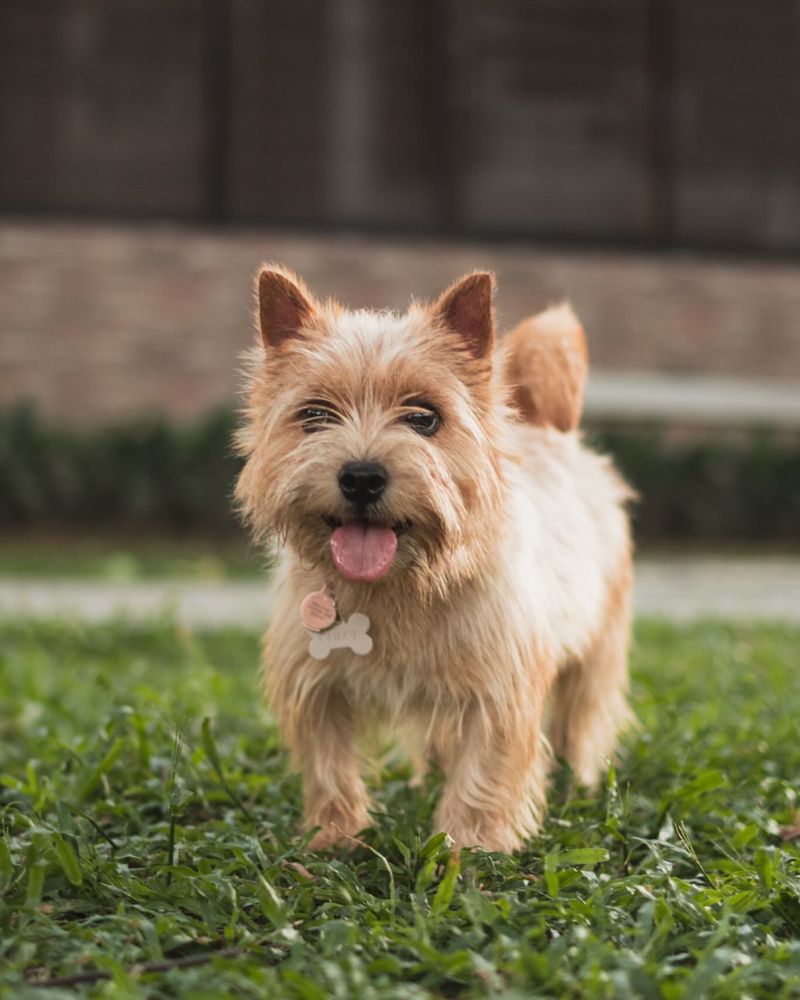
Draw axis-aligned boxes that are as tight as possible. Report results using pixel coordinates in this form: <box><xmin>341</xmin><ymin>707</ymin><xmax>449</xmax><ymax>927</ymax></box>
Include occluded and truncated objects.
<box><xmin>68</xmin><ymin>805</ymin><xmax>119</xmax><ymax>851</ymax></box>
<box><xmin>25</xmin><ymin>947</ymin><xmax>247</xmax><ymax>988</ymax></box>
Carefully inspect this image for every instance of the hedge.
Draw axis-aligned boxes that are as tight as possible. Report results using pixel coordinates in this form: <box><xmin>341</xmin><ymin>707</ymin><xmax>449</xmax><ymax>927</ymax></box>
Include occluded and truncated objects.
<box><xmin>0</xmin><ymin>405</ymin><xmax>240</xmax><ymax>535</ymax></box>
<box><xmin>1</xmin><ymin>404</ymin><xmax>798</xmax><ymax>543</ymax></box>
<box><xmin>591</xmin><ymin>425</ymin><xmax>800</xmax><ymax>543</ymax></box>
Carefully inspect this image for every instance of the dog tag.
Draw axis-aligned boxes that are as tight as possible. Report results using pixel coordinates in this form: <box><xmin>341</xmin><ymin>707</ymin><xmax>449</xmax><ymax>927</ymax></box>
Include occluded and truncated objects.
<box><xmin>308</xmin><ymin>613</ymin><xmax>373</xmax><ymax>660</ymax></box>
<box><xmin>301</xmin><ymin>589</ymin><xmax>337</xmax><ymax>632</ymax></box>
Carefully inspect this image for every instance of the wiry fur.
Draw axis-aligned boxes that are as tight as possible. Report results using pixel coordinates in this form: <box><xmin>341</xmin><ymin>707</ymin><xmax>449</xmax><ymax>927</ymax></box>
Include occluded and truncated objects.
<box><xmin>236</xmin><ymin>266</ymin><xmax>634</xmax><ymax>853</ymax></box>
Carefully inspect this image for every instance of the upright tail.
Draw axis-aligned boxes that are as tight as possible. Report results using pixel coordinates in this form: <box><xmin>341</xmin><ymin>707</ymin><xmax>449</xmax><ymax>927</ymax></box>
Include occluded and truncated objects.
<box><xmin>503</xmin><ymin>303</ymin><xmax>588</xmax><ymax>432</ymax></box>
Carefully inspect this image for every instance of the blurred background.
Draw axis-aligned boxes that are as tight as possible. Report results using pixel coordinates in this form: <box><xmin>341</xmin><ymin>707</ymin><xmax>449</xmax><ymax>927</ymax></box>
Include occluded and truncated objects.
<box><xmin>0</xmin><ymin>0</ymin><xmax>798</xmax><ymax>584</ymax></box>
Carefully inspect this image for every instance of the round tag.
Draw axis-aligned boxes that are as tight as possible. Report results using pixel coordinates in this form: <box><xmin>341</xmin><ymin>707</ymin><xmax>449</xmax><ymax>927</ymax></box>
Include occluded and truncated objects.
<box><xmin>301</xmin><ymin>590</ymin><xmax>337</xmax><ymax>632</ymax></box>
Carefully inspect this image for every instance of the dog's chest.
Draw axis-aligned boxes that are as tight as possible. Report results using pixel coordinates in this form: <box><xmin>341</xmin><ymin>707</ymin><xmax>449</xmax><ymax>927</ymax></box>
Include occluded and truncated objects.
<box><xmin>328</xmin><ymin>589</ymin><xmax>514</xmax><ymax>714</ymax></box>
<box><xmin>330</xmin><ymin>608</ymin><xmax>446</xmax><ymax>696</ymax></box>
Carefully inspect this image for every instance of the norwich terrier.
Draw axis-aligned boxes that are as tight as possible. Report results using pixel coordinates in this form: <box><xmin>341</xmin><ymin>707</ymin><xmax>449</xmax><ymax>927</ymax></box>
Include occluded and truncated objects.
<box><xmin>236</xmin><ymin>266</ymin><xmax>633</xmax><ymax>852</ymax></box>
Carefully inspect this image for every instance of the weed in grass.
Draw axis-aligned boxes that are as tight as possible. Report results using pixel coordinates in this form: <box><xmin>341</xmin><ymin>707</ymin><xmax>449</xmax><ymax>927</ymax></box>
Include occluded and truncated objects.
<box><xmin>0</xmin><ymin>620</ymin><xmax>798</xmax><ymax>997</ymax></box>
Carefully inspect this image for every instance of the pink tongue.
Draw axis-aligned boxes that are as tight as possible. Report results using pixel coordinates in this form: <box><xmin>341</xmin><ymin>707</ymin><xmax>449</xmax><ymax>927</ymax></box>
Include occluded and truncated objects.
<box><xmin>330</xmin><ymin>524</ymin><xmax>398</xmax><ymax>582</ymax></box>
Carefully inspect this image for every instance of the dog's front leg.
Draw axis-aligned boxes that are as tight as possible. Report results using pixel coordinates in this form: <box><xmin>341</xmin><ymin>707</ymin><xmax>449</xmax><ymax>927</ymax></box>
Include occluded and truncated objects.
<box><xmin>275</xmin><ymin>678</ymin><xmax>370</xmax><ymax>850</ymax></box>
<box><xmin>433</xmin><ymin>698</ymin><xmax>550</xmax><ymax>853</ymax></box>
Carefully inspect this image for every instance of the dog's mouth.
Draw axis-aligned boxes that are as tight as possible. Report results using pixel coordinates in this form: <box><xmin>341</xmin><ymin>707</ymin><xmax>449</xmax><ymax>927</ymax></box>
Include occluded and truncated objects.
<box><xmin>322</xmin><ymin>516</ymin><xmax>411</xmax><ymax>583</ymax></box>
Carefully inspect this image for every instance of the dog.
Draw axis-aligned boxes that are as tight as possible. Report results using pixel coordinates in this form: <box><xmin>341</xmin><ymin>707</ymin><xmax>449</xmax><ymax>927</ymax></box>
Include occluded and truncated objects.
<box><xmin>236</xmin><ymin>266</ymin><xmax>634</xmax><ymax>852</ymax></box>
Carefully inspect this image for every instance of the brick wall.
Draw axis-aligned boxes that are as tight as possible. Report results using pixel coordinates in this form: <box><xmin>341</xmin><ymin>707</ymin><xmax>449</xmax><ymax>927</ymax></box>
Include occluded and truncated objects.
<box><xmin>1</xmin><ymin>220</ymin><xmax>798</xmax><ymax>424</ymax></box>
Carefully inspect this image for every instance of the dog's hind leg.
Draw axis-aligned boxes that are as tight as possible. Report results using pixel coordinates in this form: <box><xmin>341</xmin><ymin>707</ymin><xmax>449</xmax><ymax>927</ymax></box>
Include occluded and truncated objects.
<box><xmin>549</xmin><ymin>565</ymin><xmax>633</xmax><ymax>789</ymax></box>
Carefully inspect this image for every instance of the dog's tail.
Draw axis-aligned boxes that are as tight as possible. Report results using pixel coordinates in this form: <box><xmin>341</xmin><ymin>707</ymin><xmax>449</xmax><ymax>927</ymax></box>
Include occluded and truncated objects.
<box><xmin>503</xmin><ymin>303</ymin><xmax>588</xmax><ymax>432</ymax></box>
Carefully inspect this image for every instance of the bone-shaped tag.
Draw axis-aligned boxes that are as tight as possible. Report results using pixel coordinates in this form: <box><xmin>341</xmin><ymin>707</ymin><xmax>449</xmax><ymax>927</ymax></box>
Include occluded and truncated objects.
<box><xmin>308</xmin><ymin>613</ymin><xmax>373</xmax><ymax>660</ymax></box>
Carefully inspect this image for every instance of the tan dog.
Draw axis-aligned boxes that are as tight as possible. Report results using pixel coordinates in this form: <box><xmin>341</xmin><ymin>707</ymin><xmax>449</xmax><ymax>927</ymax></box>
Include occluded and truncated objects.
<box><xmin>236</xmin><ymin>267</ymin><xmax>633</xmax><ymax>852</ymax></box>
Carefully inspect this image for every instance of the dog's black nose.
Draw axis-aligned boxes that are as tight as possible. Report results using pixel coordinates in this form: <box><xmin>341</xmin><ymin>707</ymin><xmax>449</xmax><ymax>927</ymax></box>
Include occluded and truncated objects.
<box><xmin>338</xmin><ymin>462</ymin><xmax>388</xmax><ymax>507</ymax></box>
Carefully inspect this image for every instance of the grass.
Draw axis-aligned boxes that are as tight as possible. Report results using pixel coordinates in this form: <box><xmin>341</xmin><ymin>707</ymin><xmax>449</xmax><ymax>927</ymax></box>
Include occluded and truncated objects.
<box><xmin>0</xmin><ymin>620</ymin><xmax>798</xmax><ymax>998</ymax></box>
<box><xmin>1</xmin><ymin>536</ymin><xmax>795</xmax><ymax>585</ymax></box>
<box><xmin>0</xmin><ymin>535</ymin><xmax>264</xmax><ymax>581</ymax></box>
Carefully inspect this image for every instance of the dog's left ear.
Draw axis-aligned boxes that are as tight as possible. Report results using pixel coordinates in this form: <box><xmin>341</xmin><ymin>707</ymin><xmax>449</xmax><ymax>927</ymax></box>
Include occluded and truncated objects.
<box><xmin>432</xmin><ymin>272</ymin><xmax>495</xmax><ymax>360</ymax></box>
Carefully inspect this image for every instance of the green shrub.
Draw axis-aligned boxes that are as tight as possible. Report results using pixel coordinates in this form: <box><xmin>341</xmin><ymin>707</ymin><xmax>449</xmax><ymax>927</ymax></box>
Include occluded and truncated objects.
<box><xmin>0</xmin><ymin>404</ymin><xmax>798</xmax><ymax>542</ymax></box>
<box><xmin>0</xmin><ymin>405</ymin><xmax>241</xmax><ymax>534</ymax></box>
<box><xmin>593</xmin><ymin>426</ymin><xmax>800</xmax><ymax>543</ymax></box>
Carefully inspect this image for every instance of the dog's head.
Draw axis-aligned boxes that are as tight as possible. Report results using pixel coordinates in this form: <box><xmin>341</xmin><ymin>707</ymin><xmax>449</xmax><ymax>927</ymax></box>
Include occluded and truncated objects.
<box><xmin>235</xmin><ymin>265</ymin><xmax>509</xmax><ymax>597</ymax></box>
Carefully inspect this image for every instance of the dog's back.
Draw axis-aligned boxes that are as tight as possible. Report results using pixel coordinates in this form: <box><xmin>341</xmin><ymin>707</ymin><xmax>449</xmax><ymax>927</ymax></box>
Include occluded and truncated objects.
<box><xmin>501</xmin><ymin>303</ymin><xmax>634</xmax><ymax>787</ymax></box>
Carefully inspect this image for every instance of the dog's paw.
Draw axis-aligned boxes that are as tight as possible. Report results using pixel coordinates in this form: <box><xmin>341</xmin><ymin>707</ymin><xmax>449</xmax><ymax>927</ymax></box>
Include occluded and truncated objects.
<box><xmin>306</xmin><ymin>825</ymin><xmax>348</xmax><ymax>851</ymax></box>
<box><xmin>438</xmin><ymin>816</ymin><xmax>524</xmax><ymax>854</ymax></box>
<box><xmin>449</xmin><ymin>830</ymin><xmax>523</xmax><ymax>854</ymax></box>
<box><xmin>304</xmin><ymin>810</ymin><xmax>370</xmax><ymax>851</ymax></box>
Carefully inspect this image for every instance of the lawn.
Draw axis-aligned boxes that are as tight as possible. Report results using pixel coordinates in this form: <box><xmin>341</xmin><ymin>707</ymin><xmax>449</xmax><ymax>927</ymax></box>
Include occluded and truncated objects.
<box><xmin>0</xmin><ymin>536</ymin><xmax>263</xmax><ymax>581</ymax></box>
<box><xmin>0</xmin><ymin>620</ymin><xmax>798</xmax><ymax>998</ymax></box>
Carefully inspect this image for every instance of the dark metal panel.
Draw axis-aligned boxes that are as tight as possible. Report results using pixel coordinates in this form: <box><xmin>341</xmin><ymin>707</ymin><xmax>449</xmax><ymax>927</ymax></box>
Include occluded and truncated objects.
<box><xmin>1</xmin><ymin>0</ymin><xmax>798</xmax><ymax>253</ymax></box>
<box><xmin>227</xmin><ymin>0</ymin><xmax>443</xmax><ymax>228</ymax></box>
<box><xmin>448</xmin><ymin>0</ymin><xmax>652</xmax><ymax>239</ymax></box>
<box><xmin>672</xmin><ymin>0</ymin><xmax>800</xmax><ymax>251</ymax></box>
<box><xmin>0</xmin><ymin>0</ymin><xmax>207</xmax><ymax>216</ymax></box>
<box><xmin>226</xmin><ymin>0</ymin><xmax>331</xmax><ymax>223</ymax></box>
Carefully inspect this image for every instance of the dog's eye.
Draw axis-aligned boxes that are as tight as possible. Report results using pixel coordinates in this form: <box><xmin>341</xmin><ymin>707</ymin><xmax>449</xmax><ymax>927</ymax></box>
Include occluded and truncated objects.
<box><xmin>298</xmin><ymin>403</ymin><xmax>339</xmax><ymax>432</ymax></box>
<box><xmin>401</xmin><ymin>406</ymin><xmax>441</xmax><ymax>437</ymax></box>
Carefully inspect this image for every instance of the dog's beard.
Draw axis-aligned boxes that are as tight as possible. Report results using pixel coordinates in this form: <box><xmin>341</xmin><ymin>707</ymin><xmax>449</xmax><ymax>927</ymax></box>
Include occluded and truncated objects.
<box><xmin>238</xmin><ymin>378</ymin><xmax>505</xmax><ymax>600</ymax></box>
<box><xmin>280</xmin><ymin>497</ymin><xmax>453</xmax><ymax>592</ymax></box>
<box><xmin>243</xmin><ymin>416</ymin><xmax>508</xmax><ymax>598</ymax></box>
<box><xmin>240</xmin><ymin>433</ymin><xmax>505</xmax><ymax>602</ymax></box>
<box><xmin>253</xmin><ymin>464</ymin><xmax>467</xmax><ymax>601</ymax></box>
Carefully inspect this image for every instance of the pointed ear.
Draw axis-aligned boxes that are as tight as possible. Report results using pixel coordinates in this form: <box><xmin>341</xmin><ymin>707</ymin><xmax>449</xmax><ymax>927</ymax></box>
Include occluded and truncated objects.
<box><xmin>256</xmin><ymin>265</ymin><xmax>316</xmax><ymax>348</ymax></box>
<box><xmin>432</xmin><ymin>272</ymin><xmax>495</xmax><ymax>359</ymax></box>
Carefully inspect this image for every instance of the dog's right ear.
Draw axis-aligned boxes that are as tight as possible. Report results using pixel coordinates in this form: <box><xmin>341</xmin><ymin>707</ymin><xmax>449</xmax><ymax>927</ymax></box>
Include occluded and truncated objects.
<box><xmin>256</xmin><ymin>265</ymin><xmax>316</xmax><ymax>349</ymax></box>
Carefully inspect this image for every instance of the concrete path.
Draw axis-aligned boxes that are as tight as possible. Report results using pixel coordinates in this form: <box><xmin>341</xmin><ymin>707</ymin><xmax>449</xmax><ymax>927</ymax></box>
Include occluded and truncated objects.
<box><xmin>0</xmin><ymin>558</ymin><xmax>798</xmax><ymax>627</ymax></box>
<box><xmin>585</xmin><ymin>371</ymin><xmax>800</xmax><ymax>428</ymax></box>
<box><xmin>632</xmin><ymin>557</ymin><xmax>800</xmax><ymax>623</ymax></box>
